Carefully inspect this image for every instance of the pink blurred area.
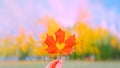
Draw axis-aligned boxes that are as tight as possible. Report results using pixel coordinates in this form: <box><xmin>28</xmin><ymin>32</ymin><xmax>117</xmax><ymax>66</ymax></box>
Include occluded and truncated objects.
<box><xmin>0</xmin><ymin>0</ymin><xmax>120</xmax><ymax>38</ymax></box>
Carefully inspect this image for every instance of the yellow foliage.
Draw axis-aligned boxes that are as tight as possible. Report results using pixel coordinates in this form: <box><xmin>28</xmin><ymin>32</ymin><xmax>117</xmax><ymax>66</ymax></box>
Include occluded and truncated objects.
<box><xmin>118</xmin><ymin>43</ymin><xmax>120</xmax><ymax>50</ymax></box>
<box><xmin>74</xmin><ymin>22</ymin><xmax>100</xmax><ymax>54</ymax></box>
<box><xmin>31</xmin><ymin>45</ymin><xmax>47</xmax><ymax>56</ymax></box>
<box><xmin>20</xmin><ymin>44</ymin><xmax>28</xmax><ymax>53</ymax></box>
<box><xmin>38</xmin><ymin>17</ymin><xmax>60</xmax><ymax>41</ymax></box>
<box><xmin>110</xmin><ymin>37</ymin><xmax>117</xmax><ymax>48</ymax></box>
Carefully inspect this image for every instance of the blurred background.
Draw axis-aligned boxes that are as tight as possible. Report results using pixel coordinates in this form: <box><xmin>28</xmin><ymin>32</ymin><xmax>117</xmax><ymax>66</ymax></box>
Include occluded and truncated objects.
<box><xmin>0</xmin><ymin>0</ymin><xmax>120</xmax><ymax>68</ymax></box>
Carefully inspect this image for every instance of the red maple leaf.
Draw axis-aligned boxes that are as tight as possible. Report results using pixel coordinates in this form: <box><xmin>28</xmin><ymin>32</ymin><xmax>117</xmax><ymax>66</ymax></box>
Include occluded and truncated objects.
<box><xmin>44</xmin><ymin>28</ymin><xmax>76</xmax><ymax>55</ymax></box>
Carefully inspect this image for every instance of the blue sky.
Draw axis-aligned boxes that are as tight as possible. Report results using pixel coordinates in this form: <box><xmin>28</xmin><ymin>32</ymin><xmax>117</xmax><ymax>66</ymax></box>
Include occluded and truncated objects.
<box><xmin>102</xmin><ymin>0</ymin><xmax>120</xmax><ymax>32</ymax></box>
<box><xmin>0</xmin><ymin>0</ymin><xmax>120</xmax><ymax>37</ymax></box>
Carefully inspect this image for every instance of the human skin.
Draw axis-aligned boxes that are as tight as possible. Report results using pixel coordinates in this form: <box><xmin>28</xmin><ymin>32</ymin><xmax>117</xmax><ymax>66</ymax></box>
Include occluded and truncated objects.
<box><xmin>45</xmin><ymin>59</ymin><xmax>63</xmax><ymax>68</ymax></box>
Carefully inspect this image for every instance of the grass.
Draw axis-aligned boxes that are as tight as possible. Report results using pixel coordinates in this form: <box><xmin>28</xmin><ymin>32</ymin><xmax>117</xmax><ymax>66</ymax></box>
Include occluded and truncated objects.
<box><xmin>0</xmin><ymin>60</ymin><xmax>120</xmax><ymax>68</ymax></box>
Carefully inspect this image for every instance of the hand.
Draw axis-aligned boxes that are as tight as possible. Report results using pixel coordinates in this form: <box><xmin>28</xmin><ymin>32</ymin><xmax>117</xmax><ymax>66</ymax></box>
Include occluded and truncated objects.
<box><xmin>45</xmin><ymin>59</ymin><xmax>63</xmax><ymax>68</ymax></box>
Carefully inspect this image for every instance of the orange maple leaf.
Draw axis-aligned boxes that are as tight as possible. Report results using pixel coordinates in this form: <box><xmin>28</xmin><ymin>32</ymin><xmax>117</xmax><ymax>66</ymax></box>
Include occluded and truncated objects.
<box><xmin>44</xmin><ymin>28</ymin><xmax>76</xmax><ymax>55</ymax></box>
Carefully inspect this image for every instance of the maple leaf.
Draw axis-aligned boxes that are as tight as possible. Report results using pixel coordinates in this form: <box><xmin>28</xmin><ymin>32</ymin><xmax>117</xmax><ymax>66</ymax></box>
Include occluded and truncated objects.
<box><xmin>55</xmin><ymin>29</ymin><xmax>65</xmax><ymax>44</ymax></box>
<box><xmin>61</xmin><ymin>35</ymin><xmax>76</xmax><ymax>55</ymax></box>
<box><xmin>44</xmin><ymin>28</ymin><xmax>76</xmax><ymax>55</ymax></box>
<box><xmin>44</xmin><ymin>34</ymin><xmax>59</xmax><ymax>54</ymax></box>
